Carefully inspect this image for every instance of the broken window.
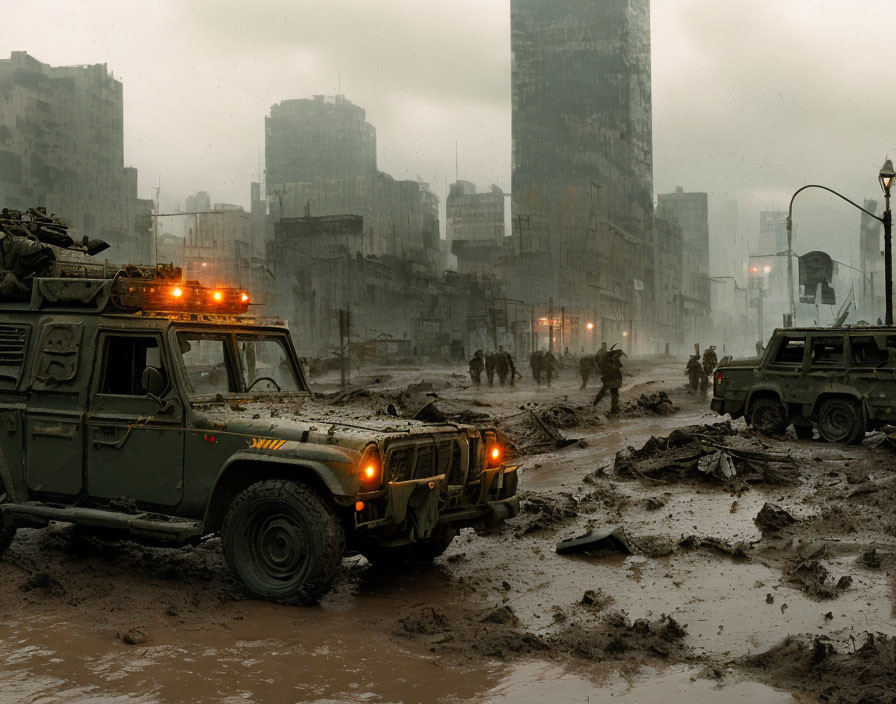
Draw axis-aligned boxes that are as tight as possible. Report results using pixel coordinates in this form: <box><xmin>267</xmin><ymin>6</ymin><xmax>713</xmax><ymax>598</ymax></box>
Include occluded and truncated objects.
<box><xmin>235</xmin><ymin>336</ymin><xmax>303</xmax><ymax>393</ymax></box>
<box><xmin>850</xmin><ymin>336</ymin><xmax>888</xmax><ymax>367</ymax></box>
<box><xmin>99</xmin><ymin>335</ymin><xmax>167</xmax><ymax>396</ymax></box>
<box><xmin>177</xmin><ymin>333</ymin><xmax>235</xmax><ymax>395</ymax></box>
<box><xmin>809</xmin><ymin>336</ymin><xmax>844</xmax><ymax>366</ymax></box>
<box><xmin>772</xmin><ymin>337</ymin><xmax>806</xmax><ymax>365</ymax></box>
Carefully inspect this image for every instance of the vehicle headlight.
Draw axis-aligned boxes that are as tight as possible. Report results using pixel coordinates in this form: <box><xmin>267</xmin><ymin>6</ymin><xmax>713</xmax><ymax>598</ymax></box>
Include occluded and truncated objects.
<box><xmin>484</xmin><ymin>431</ymin><xmax>503</xmax><ymax>468</ymax></box>
<box><xmin>358</xmin><ymin>444</ymin><xmax>383</xmax><ymax>488</ymax></box>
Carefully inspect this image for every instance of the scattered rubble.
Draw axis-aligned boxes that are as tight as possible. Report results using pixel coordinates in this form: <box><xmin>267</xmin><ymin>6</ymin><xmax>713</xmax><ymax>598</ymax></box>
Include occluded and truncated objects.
<box><xmin>619</xmin><ymin>391</ymin><xmax>676</xmax><ymax>417</ymax></box>
<box><xmin>556</xmin><ymin>525</ymin><xmax>632</xmax><ymax>556</ymax></box>
<box><xmin>754</xmin><ymin>502</ymin><xmax>797</xmax><ymax>533</ymax></box>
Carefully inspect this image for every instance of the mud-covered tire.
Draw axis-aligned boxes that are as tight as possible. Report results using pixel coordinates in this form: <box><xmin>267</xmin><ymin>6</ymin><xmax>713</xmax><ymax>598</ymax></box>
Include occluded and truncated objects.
<box><xmin>222</xmin><ymin>480</ymin><xmax>344</xmax><ymax>604</ymax></box>
<box><xmin>360</xmin><ymin>530</ymin><xmax>456</xmax><ymax>568</ymax></box>
<box><xmin>749</xmin><ymin>397</ymin><xmax>788</xmax><ymax>436</ymax></box>
<box><xmin>817</xmin><ymin>399</ymin><xmax>864</xmax><ymax>445</ymax></box>
<box><xmin>0</xmin><ymin>475</ymin><xmax>15</xmax><ymax>557</ymax></box>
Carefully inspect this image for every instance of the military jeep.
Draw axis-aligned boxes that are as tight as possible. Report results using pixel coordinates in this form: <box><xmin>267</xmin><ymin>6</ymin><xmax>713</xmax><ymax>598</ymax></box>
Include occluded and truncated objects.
<box><xmin>0</xmin><ymin>275</ymin><xmax>519</xmax><ymax>603</ymax></box>
<box><xmin>711</xmin><ymin>326</ymin><xmax>896</xmax><ymax>443</ymax></box>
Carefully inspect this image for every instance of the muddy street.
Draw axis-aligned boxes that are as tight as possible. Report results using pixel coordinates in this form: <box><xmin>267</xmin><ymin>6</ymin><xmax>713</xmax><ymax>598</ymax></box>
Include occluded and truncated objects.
<box><xmin>1</xmin><ymin>358</ymin><xmax>894</xmax><ymax>703</ymax></box>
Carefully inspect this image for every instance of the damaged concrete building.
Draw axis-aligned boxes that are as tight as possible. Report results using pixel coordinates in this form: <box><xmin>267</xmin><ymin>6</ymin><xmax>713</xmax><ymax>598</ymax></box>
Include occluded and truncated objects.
<box><xmin>0</xmin><ymin>51</ymin><xmax>153</xmax><ymax>264</ymax></box>
<box><xmin>508</xmin><ymin>0</ymin><xmax>657</xmax><ymax>353</ymax></box>
<box><xmin>264</xmin><ymin>95</ymin><xmax>441</xmax><ymax>273</ymax></box>
<box><xmin>446</xmin><ymin>181</ymin><xmax>506</xmax><ymax>275</ymax></box>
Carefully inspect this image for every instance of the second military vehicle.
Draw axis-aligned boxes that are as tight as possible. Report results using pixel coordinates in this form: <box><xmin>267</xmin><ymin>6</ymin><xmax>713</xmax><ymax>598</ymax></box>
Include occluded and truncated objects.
<box><xmin>711</xmin><ymin>326</ymin><xmax>896</xmax><ymax>443</ymax></box>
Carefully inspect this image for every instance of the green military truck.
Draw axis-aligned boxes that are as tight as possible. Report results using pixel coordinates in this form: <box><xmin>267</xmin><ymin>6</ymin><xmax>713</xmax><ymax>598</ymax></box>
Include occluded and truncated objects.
<box><xmin>711</xmin><ymin>326</ymin><xmax>896</xmax><ymax>443</ymax></box>
<box><xmin>0</xmin><ymin>275</ymin><xmax>519</xmax><ymax>603</ymax></box>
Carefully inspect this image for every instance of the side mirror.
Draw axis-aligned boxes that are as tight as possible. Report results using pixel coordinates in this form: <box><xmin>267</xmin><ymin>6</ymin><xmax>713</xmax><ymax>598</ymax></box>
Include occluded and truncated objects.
<box><xmin>141</xmin><ymin>366</ymin><xmax>165</xmax><ymax>398</ymax></box>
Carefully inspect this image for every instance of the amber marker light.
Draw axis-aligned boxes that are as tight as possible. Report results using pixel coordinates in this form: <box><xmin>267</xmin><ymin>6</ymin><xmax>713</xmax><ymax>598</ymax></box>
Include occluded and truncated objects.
<box><xmin>171</xmin><ymin>286</ymin><xmax>183</xmax><ymax>298</ymax></box>
<box><xmin>355</xmin><ymin>501</ymin><xmax>365</xmax><ymax>512</ymax></box>
<box><xmin>212</xmin><ymin>290</ymin><xmax>223</xmax><ymax>302</ymax></box>
<box><xmin>363</xmin><ymin>464</ymin><xmax>377</xmax><ymax>480</ymax></box>
<box><xmin>241</xmin><ymin>292</ymin><xmax>250</xmax><ymax>303</ymax></box>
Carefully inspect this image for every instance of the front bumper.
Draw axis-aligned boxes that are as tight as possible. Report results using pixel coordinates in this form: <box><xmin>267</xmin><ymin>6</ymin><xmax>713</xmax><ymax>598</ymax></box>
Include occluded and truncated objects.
<box><xmin>355</xmin><ymin>464</ymin><xmax>520</xmax><ymax>538</ymax></box>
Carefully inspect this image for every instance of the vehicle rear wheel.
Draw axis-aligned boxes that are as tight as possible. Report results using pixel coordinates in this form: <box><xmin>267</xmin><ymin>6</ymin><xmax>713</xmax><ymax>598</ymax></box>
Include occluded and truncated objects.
<box><xmin>0</xmin><ymin>475</ymin><xmax>15</xmax><ymax>556</ymax></box>
<box><xmin>360</xmin><ymin>530</ymin><xmax>456</xmax><ymax>567</ymax></box>
<box><xmin>223</xmin><ymin>479</ymin><xmax>345</xmax><ymax>604</ymax></box>
<box><xmin>817</xmin><ymin>399</ymin><xmax>864</xmax><ymax>445</ymax></box>
<box><xmin>793</xmin><ymin>418</ymin><xmax>814</xmax><ymax>440</ymax></box>
<box><xmin>749</xmin><ymin>397</ymin><xmax>788</xmax><ymax>436</ymax></box>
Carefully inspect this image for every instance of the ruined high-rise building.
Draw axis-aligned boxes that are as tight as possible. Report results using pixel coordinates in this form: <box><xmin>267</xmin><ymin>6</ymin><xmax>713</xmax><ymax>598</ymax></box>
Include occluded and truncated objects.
<box><xmin>509</xmin><ymin>0</ymin><xmax>653</xmax><ymax>350</ymax></box>
<box><xmin>0</xmin><ymin>51</ymin><xmax>152</xmax><ymax>263</ymax></box>
<box><xmin>446</xmin><ymin>181</ymin><xmax>505</xmax><ymax>274</ymax></box>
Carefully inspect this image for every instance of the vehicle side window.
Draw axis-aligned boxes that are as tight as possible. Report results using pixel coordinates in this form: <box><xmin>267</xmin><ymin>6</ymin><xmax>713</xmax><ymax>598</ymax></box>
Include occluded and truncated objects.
<box><xmin>177</xmin><ymin>333</ymin><xmax>236</xmax><ymax>395</ymax></box>
<box><xmin>99</xmin><ymin>335</ymin><xmax>168</xmax><ymax>396</ymax></box>
<box><xmin>851</xmin><ymin>336</ymin><xmax>888</xmax><ymax>366</ymax></box>
<box><xmin>809</xmin><ymin>336</ymin><xmax>844</xmax><ymax>366</ymax></box>
<box><xmin>773</xmin><ymin>337</ymin><xmax>806</xmax><ymax>365</ymax></box>
<box><xmin>0</xmin><ymin>324</ymin><xmax>30</xmax><ymax>389</ymax></box>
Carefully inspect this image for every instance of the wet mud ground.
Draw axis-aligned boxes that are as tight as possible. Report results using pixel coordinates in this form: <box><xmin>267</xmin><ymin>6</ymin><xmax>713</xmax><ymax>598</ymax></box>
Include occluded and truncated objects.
<box><xmin>1</xmin><ymin>358</ymin><xmax>895</xmax><ymax>703</ymax></box>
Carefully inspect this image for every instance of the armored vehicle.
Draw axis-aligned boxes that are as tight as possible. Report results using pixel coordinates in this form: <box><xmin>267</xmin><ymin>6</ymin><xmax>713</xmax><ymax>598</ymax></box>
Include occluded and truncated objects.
<box><xmin>711</xmin><ymin>326</ymin><xmax>896</xmax><ymax>443</ymax></box>
<box><xmin>0</xmin><ymin>273</ymin><xmax>519</xmax><ymax>603</ymax></box>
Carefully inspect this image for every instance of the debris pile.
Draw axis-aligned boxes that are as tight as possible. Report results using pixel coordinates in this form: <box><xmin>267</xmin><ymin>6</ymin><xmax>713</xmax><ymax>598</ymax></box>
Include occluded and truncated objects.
<box><xmin>619</xmin><ymin>391</ymin><xmax>676</xmax><ymax>417</ymax></box>
<box><xmin>514</xmin><ymin>492</ymin><xmax>580</xmax><ymax>536</ymax></box>
<box><xmin>614</xmin><ymin>422</ymin><xmax>797</xmax><ymax>484</ymax></box>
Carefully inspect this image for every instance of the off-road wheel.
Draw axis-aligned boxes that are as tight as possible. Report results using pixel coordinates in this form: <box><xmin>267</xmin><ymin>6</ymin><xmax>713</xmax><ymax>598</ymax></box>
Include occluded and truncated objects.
<box><xmin>0</xmin><ymin>475</ymin><xmax>15</xmax><ymax>556</ymax></box>
<box><xmin>749</xmin><ymin>397</ymin><xmax>788</xmax><ymax>436</ymax></box>
<box><xmin>360</xmin><ymin>530</ymin><xmax>456</xmax><ymax>568</ymax></box>
<box><xmin>817</xmin><ymin>398</ymin><xmax>864</xmax><ymax>445</ymax></box>
<box><xmin>222</xmin><ymin>480</ymin><xmax>345</xmax><ymax>604</ymax></box>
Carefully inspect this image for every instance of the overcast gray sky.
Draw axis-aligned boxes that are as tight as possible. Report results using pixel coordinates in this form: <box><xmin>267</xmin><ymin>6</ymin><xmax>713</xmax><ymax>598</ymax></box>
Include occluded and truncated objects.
<box><xmin>4</xmin><ymin>0</ymin><xmax>895</xmax><ymax>272</ymax></box>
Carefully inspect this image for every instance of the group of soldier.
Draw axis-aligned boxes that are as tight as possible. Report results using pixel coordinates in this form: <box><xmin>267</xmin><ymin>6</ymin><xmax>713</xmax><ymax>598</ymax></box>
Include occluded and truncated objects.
<box><xmin>467</xmin><ymin>346</ymin><xmax>519</xmax><ymax>387</ymax></box>
<box><xmin>685</xmin><ymin>345</ymin><xmax>718</xmax><ymax>396</ymax></box>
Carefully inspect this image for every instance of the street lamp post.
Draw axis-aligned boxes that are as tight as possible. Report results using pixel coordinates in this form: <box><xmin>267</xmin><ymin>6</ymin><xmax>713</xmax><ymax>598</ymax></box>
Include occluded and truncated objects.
<box><xmin>879</xmin><ymin>159</ymin><xmax>894</xmax><ymax>325</ymax></box>
<box><xmin>787</xmin><ymin>160</ymin><xmax>895</xmax><ymax>326</ymax></box>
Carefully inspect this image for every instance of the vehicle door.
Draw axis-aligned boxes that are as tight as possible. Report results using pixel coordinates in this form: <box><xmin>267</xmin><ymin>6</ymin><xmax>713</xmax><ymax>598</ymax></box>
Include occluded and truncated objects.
<box><xmin>803</xmin><ymin>333</ymin><xmax>847</xmax><ymax>404</ymax></box>
<box><xmin>846</xmin><ymin>333</ymin><xmax>896</xmax><ymax>422</ymax></box>
<box><xmin>86</xmin><ymin>330</ymin><xmax>184</xmax><ymax>507</ymax></box>
<box><xmin>759</xmin><ymin>334</ymin><xmax>807</xmax><ymax>403</ymax></box>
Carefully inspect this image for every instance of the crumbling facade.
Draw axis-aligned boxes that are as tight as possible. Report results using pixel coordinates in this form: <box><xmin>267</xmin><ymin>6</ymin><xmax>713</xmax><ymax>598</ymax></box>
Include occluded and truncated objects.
<box><xmin>0</xmin><ymin>51</ymin><xmax>152</xmax><ymax>263</ymax></box>
<box><xmin>264</xmin><ymin>95</ymin><xmax>440</xmax><ymax>272</ymax></box>
<box><xmin>656</xmin><ymin>188</ymin><xmax>710</xmax><ymax>341</ymax></box>
<box><xmin>447</xmin><ymin>181</ymin><xmax>505</xmax><ymax>275</ymax></box>
<box><xmin>508</xmin><ymin>0</ymin><xmax>655</xmax><ymax>352</ymax></box>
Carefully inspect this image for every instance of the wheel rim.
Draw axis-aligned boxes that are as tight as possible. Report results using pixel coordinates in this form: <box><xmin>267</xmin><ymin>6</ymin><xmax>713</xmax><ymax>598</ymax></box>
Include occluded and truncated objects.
<box><xmin>237</xmin><ymin>500</ymin><xmax>313</xmax><ymax>592</ymax></box>
<box><xmin>754</xmin><ymin>404</ymin><xmax>783</xmax><ymax>433</ymax></box>
<box><xmin>821</xmin><ymin>404</ymin><xmax>854</xmax><ymax>441</ymax></box>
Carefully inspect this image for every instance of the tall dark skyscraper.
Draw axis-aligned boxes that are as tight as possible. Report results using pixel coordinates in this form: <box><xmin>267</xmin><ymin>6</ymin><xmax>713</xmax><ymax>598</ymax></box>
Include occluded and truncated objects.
<box><xmin>511</xmin><ymin>0</ymin><xmax>653</xmax><ymax>243</ymax></box>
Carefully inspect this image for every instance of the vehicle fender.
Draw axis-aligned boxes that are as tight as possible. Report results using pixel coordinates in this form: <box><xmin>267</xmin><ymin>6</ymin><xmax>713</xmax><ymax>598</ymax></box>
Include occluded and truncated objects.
<box><xmin>218</xmin><ymin>449</ymin><xmax>352</xmax><ymax>496</ymax></box>
<box><xmin>201</xmin><ymin>449</ymin><xmax>356</xmax><ymax>534</ymax></box>
<box><xmin>745</xmin><ymin>386</ymin><xmax>783</xmax><ymax>414</ymax></box>
<box><xmin>809</xmin><ymin>392</ymin><xmax>865</xmax><ymax>419</ymax></box>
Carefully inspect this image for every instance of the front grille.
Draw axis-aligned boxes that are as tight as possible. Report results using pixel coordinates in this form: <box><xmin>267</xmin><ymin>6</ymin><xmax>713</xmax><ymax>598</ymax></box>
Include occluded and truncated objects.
<box><xmin>386</xmin><ymin>437</ymin><xmax>465</xmax><ymax>484</ymax></box>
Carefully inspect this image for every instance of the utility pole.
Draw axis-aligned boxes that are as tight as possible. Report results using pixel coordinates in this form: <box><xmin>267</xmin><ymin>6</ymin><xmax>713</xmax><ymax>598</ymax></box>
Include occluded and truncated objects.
<box><xmin>548</xmin><ymin>297</ymin><xmax>554</xmax><ymax>355</ymax></box>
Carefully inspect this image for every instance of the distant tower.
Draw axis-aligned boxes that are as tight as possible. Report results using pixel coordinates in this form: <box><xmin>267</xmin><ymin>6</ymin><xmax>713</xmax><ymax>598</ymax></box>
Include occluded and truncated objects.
<box><xmin>264</xmin><ymin>95</ymin><xmax>377</xmax><ymax>193</ymax></box>
<box><xmin>510</xmin><ymin>0</ymin><xmax>653</xmax><ymax>250</ymax></box>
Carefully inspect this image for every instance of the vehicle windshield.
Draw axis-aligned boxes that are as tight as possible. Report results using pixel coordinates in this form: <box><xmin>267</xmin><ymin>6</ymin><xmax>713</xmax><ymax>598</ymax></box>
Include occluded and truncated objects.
<box><xmin>176</xmin><ymin>331</ymin><xmax>307</xmax><ymax>396</ymax></box>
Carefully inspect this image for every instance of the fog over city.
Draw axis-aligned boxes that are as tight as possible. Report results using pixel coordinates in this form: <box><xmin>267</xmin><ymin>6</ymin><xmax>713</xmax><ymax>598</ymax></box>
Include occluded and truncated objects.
<box><xmin>4</xmin><ymin>0</ymin><xmax>895</xmax><ymax>274</ymax></box>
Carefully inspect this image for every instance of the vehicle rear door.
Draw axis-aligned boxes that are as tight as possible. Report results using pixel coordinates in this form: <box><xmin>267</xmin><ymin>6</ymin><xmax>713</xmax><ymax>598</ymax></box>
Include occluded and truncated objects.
<box><xmin>803</xmin><ymin>333</ymin><xmax>847</xmax><ymax>404</ymax></box>
<box><xmin>86</xmin><ymin>330</ymin><xmax>185</xmax><ymax>507</ymax></box>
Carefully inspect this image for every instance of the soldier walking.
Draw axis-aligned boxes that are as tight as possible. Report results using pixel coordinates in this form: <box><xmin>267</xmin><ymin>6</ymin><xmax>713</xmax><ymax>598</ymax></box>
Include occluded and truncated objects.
<box><xmin>468</xmin><ymin>349</ymin><xmax>484</xmax><ymax>386</ymax></box>
<box><xmin>702</xmin><ymin>345</ymin><xmax>718</xmax><ymax>388</ymax></box>
<box><xmin>485</xmin><ymin>351</ymin><xmax>497</xmax><ymax>387</ymax></box>
<box><xmin>529</xmin><ymin>350</ymin><xmax>543</xmax><ymax>384</ymax></box>
<box><xmin>579</xmin><ymin>354</ymin><xmax>595</xmax><ymax>389</ymax></box>
<box><xmin>543</xmin><ymin>350</ymin><xmax>558</xmax><ymax>387</ymax></box>
<box><xmin>686</xmin><ymin>354</ymin><xmax>704</xmax><ymax>395</ymax></box>
<box><xmin>496</xmin><ymin>345</ymin><xmax>515</xmax><ymax>386</ymax></box>
<box><xmin>592</xmin><ymin>348</ymin><xmax>624</xmax><ymax>413</ymax></box>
